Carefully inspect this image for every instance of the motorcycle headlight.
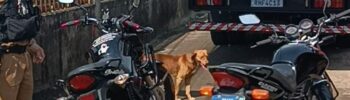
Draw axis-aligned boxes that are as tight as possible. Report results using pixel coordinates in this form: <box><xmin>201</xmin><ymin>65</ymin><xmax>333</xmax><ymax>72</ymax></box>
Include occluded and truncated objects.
<box><xmin>299</xmin><ymin>19</ymin><xmax>314</xmax><ymax>30</ymax></box>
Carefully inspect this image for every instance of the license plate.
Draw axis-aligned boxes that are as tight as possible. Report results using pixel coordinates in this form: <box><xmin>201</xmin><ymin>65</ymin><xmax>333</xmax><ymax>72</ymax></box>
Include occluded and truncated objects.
<box><xmin>251</xmin><ymin>0</ymin><xmax>283</xmax><ymax>7</ymax></box>
<box><xmin>212</xmin><ymin>95</ymin><xmax>245</xmax><ymax>100</ymax></box>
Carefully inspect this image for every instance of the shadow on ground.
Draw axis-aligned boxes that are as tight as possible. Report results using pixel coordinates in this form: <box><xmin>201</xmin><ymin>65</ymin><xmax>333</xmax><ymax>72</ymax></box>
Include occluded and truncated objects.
<box><xmin>209</xmin><ymin>45</ymin><xmax>279</xmax><ymax>65</ymax></box>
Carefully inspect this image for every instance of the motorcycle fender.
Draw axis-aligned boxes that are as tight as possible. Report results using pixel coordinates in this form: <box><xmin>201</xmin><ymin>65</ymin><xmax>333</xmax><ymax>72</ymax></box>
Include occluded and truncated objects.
<box><xmin>78</xmin><ymin>81</ymin><xmax>110</xmax><ymax>100</ymax></box>
<box><xmin>312</xmin><ymin>80</ymin><xmax>333</xmax><ymax>100</ymax></box>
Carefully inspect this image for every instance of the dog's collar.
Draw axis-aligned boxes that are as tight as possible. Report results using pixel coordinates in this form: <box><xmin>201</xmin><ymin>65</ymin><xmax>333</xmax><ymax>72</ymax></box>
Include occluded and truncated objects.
<box><xmin>191</xmin><ymin>64</ymin><xmax>201</xmax><ymax>75</ymax></box>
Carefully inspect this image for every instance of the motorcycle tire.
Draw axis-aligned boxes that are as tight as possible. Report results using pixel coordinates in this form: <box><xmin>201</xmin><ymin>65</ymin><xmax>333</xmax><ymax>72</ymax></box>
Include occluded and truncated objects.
<box><xmin>149</xmin><ymin>86</ymin><xmax>165</xmax><ymax>100</ymax></box>
<box><xmin>145</xmin><ymin>76</ymin><xmax>166</xmax><ymax>100</ymax></box>
<box><xmin>306</xmin><ymin>79</ymin><xmax>333</xmax><ymax>100</ymax></box>
<box><xmin>156</xmin><ymin>65</ymin><xmax>175</xmax><ymax>100</ymax></box>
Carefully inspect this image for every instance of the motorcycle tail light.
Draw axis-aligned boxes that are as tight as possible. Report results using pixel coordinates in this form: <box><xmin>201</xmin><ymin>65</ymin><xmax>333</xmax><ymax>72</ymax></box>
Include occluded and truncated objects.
<box><xmin>78</xmin><ymin>93</ymin><xmax>95</xmax><ymax>100</ymax></box>
<box><xmin>196</xmin><ymin>0</ymin><xmax>208</xmax><ymax>6</ymax></box>
<box><xmin>199</xmin><ymin>86</ymin><xmax>214</xmax><ymax>96</ymax></box>
<box><xmin>331</xmin><ymin>0</ymin><xmax>344</xmax><ymax>9</ymax></box>
<box><xmin>314</xmin><ymin>0</ymin><xmax>324</xmax><ymax>8</ymax></box>
<box><xmin>69</xmin><ymin>74</ymin><xmax>95</xmax><ymax>91</ymax></box>
<box><xmin>212</xmin><ymin>0</ymin><xmax>222</xmax><ymax>6</ymax></box>
<box><xmin>251</xmin><ymin>89</ymin><xmax>270</xmax><ymax>100</ymax></box>
<box><xmin>314</xmin><ymin>0</ymin><xmax>344</xmax><ymax>9</ymax></box>
<box><xmin>211</xmin><ymin>71</ymin><xmax>244</xmax><ymax>89</ymax></box>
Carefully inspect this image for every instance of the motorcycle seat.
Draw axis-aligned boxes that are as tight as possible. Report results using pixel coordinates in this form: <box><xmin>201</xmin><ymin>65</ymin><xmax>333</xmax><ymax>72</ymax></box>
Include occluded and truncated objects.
<box><xmin>219</xmin><ymin>63</ymin><xmax>297</xmax><ymax>92</ymax></box>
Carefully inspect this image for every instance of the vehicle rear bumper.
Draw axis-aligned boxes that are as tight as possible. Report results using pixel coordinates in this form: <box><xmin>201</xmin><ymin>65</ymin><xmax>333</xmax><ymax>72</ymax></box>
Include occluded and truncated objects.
<box><xmin>188</xmin><ymin>22</ymin><xmax>350</xmax><ymax>35</ymax></box>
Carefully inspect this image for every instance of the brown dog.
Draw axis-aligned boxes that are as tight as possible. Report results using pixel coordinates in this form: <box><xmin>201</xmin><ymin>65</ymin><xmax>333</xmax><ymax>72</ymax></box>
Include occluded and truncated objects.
<box><xmin>155</xmin><ymin>50</ymin><xmax>209</xmax><ymax>100</ymax></box>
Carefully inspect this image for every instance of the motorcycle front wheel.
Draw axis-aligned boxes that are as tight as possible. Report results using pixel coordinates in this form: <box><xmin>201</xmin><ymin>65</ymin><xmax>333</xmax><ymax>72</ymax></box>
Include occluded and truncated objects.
<box><xmin>145</xmin><ymin>76</ymin><xmax>166</xmax><ymax>100</ymax></box>
<box><xmin>149</xmin><ymin>86</ymin><xmax>165</xmax><ymax>100</ymax></box>
<box><xmin>309</xmin><ymin>81</ymin><xmax>333</xmax><ymax>100</ymax></box>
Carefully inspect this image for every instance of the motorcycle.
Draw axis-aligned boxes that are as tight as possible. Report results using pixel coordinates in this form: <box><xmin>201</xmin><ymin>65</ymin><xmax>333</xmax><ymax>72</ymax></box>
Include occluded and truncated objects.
<box><xmin>199</xmin><ymin>4</ymin><xmax>350</xmax><ymax>100</ymax></box>
<box><xmin>55</xmin><ymin>0</ymin><xmax>171</xmax><ymax>100</ymax></box>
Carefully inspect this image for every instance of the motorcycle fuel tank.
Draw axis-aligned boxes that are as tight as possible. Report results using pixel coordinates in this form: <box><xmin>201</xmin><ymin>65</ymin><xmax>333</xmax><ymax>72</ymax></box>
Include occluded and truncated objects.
<box><xmin>272</xmin><ymin>42</ymin><xmax>315</xmax><ymax>64</ymax></box>
<box><xmin>90</xmin><ymin>33</ymin><xmax>123</xmax><ymax>61</ymax></box>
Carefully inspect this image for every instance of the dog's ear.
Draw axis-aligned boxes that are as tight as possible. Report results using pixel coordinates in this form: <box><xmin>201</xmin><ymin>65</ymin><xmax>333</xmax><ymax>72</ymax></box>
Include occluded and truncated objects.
<box><xmin>187</xmin><ymin>53</ymin><xmax>197</xmax><ymax>62</ymax></box>
<box><xmin>194</xmin><ymin>50</ymin><xmax>208</xmax><ymax>56</ymax></box>
<box><xmin>191</xmin><ymin>53</ymin><xmax>197</xmax><ymax>61</ymax></box>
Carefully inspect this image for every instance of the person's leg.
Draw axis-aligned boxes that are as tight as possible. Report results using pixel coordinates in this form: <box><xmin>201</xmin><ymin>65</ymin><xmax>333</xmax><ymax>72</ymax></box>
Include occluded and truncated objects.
<box><xmin>0</xmin><ymin>53</ymin><xmax>28</xmax><ymax>100</ymax></box>
<box><xmin>17</xmin><ymin>52</ymin><xmax>33</xmax><ymax>100</ymax></box>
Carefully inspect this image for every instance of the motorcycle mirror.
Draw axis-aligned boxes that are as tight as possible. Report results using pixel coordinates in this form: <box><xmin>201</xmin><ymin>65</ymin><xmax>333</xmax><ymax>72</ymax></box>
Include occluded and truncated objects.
<box><xmin>132</xmin><ymin>0</ymin><xmax>140</xmax><ymax>8</ymax></box>
<box><xmin>239</xmin><ymin>14</ymin><xmax>261</xmax><ymax>25</ymax></box>
<box><xmin>129</xmin><ymin>0</ymin><xmax>140</xmax><ymax>15</ymax></box>
<box><xmin>58</xmin><ymin>0</ymin><xmax>74</xmax><ymax>4</ymax></box>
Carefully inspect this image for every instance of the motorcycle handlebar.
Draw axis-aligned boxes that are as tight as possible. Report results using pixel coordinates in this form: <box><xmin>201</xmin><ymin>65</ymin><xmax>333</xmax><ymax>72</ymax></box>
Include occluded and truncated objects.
<box><xmin>60</xmin><ymin>18</ymin><xmax>106</xmax><ymax>32</ymax></box>
<box><xmin>61</xmin><ymin>17</ymin><xmax>153</xmax><ymax>34</ymax></box>
<box><xmin>257</xmin><ymin>38</ymin><xmax>272</xmax><ymax>45</ymax></box>
<box><xmin>139</xmin><ymin>27</ymin><xmax>154</xmax><ymax>33</ymax></box>
<box><xmin>123</xmin><ymin>20</ymin><xmax>154</xmax><ymax>33</ymax></box>
<box><xmin>336</xmin><ymin>9</ymin><xmax>350</xmax><ymax>19</ymax></box>
<box><xmin>60</xmin><ymin>18</ymin><xmax>99</xmax><ymax>28</ymax></box>
<box><xmin>123</xmin><ymin>20</ymin><xmax>140</xmax><ymax>30</ymax></box>
<box><xmin>325</xmin><ymin>9</ymin><xmax>350</xmax><ymax>23</ymax></box>
<box><xmin>60</xmin><ymin>19</ymin><xmax>82</xmax><ymax>29</ymax></box>
<box><xmin>251</xmin><ymin>38</ymin><xmax>272</xmax><ymax>48</ymax></box>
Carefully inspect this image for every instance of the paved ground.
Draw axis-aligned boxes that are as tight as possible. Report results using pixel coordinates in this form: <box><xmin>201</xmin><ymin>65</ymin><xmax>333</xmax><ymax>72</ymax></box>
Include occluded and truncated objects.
<box><xmin>158</xmin><ymin>31</ymin><xmax>350</xmax><ymax>100</ymax></box>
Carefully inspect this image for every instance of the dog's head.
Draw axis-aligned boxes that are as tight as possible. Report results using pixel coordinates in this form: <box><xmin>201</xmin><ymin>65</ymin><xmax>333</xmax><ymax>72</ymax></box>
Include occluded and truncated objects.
<box><xmin>192</xmin><ymin>50</ymin><xmax>209</xmax><ymax>69</ymax></box>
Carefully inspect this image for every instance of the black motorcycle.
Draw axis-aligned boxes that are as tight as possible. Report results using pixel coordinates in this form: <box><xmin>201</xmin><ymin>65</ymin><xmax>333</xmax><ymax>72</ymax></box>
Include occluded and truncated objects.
<box><xmin>55</xmin><ymin>0</ymin><xmax>171</xmax><ymax>100</ymax></box>
<box><xmin>199</xmin><ymin>6</ymin><xmax>350</xmax><ymax>100</ymax></box>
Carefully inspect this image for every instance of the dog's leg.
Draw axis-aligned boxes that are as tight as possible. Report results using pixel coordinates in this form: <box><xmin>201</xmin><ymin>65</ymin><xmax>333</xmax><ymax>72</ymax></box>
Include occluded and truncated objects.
<box><xmin>171</xmin><ymin>76</ymin><xmax>176</xmax><ymax>95</ymax></box>
<box><xmin>170</xmin><ymin>76</ymin><xmax>177</xmax><ymax>100</ymax></box>
<box><xmin>185</xmin><ymin>76</ymin><xmax>195</xmax><ymax>100</ymax></box>
<box><xmin>174</xmin><ymin>77</ymin><xmax>183</xmax><ymax>100</ymax></box>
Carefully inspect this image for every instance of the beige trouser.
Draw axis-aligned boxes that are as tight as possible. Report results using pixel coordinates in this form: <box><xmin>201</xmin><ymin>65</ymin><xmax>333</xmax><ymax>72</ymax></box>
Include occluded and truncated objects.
<box><xmin>0</xmin><ymin>52</ymin><xmax>33</xmax><ymax>100</ymax></box>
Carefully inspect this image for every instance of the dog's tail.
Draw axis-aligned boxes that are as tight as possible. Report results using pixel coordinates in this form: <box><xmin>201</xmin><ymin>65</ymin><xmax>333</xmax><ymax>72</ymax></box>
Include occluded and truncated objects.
<box><xmin>154</xmin><ymin>53</ymin><xmax>171</xmax><ymax>61</ymax></box>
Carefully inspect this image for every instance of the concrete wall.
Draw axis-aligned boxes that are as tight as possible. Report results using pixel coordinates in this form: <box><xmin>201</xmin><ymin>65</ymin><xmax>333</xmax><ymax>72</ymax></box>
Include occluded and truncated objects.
<box><xmin>32</xmin><ymin>0</ymin><xmax>191</xmax><ymax>97</ymax></box>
